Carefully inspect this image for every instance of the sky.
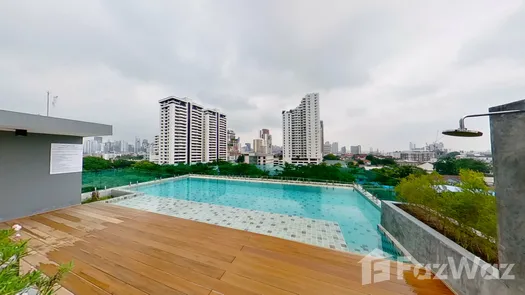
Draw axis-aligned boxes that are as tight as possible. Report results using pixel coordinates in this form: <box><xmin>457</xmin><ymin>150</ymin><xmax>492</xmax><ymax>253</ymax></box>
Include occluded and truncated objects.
<box><xmin>1</xmin><ymin>0</ymin><xmax>524</xmax><ymax>152</ymax></box>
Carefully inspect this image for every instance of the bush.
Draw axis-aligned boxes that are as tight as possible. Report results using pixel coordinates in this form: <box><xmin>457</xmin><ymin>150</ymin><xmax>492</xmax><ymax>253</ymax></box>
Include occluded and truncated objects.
<box><xmin>0</xmin><ymin>227</ymin><xmax>73</xmax><ymax>295</ymax></box>
<box><xmin>395</xmin><ymin>170</ymin><xmax>497</xmax><ymax>263</ymax></box>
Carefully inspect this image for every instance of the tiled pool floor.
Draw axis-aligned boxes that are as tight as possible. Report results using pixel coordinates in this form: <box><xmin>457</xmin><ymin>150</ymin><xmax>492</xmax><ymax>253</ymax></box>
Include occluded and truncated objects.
<box><xmin>115</xmin><ymin>195</ymin><xmax>352</xmax><ymax>252</ymax></box>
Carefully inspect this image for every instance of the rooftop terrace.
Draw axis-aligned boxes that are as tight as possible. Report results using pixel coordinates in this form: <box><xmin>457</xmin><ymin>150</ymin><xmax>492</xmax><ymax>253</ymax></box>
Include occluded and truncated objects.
<box><xmin>2</xmin><ymin>202</ymin><xmax>452</xmax><ymax>295</ymax></box>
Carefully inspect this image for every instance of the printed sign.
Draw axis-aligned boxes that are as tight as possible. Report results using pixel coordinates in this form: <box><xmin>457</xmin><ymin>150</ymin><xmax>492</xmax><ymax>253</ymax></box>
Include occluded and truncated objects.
<box><xmin>50</xmin><ymin>143</ymin><xmax>83</xmax><ymax>175</ymax></box>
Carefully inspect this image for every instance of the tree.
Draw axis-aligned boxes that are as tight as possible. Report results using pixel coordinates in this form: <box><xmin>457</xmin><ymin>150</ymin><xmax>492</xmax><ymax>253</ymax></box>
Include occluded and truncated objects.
<box><xmin>456</xmin><ymin>158</ymin><xmax>491</xmax><ymax>174</ymax></box>
<box><xmin>236</xmin><ymin>154</ymin><xmax>245</xmax><ymax>163</ymax></box>
<box><xmin>395</xmin><ymin>170</ymin><xmax>497</xmax><ymax>262</ymax></box>
<box><xmin>83</xmin><ymin>156</ymin><xmax>111</xmax><ymax>171</ymax></box>
<box><xmin>434</xmin><ymin>157</ymin><xmax>458</xmax><ymax>175</ymax></box>
<box><xmin>434</xmin><ymin>157</ymin><xmax>491</xmax><ymax>175</ymax></box>
<box><xmin>112</xmin><ymin>159</ymin><xmax>134</xmax><ymax>169</ymax></box>
<box><xmin>323</xmin><ymin>154</ymin><xmax>340</xmax><ymax>160</ymax></box>
<box><xmin>132</xmin><ymin>160</ymin><xmax>160</xmax><ymax>171</ymax></box>
<box><xmin>365</xmin><ymin>155</ymin><xmax>397</xmax><ymax>166</ymax></box>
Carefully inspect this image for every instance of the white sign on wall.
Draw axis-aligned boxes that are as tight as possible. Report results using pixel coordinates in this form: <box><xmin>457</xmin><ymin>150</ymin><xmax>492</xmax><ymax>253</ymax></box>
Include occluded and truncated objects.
<box><xmin>50</xmin><ymin>143</ymin><xmax>83</xmax><ymax>175</ymax></box>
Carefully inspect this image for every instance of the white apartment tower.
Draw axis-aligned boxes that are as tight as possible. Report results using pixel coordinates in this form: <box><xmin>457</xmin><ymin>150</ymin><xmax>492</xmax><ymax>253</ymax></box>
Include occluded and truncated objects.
<box><xmin>158</xmin><ymin>96</ymin><xmax>226</xmax><ymax>164</ymax></box>
<box><xmin>203</xmin><ymin>109</ymin><xmax>228</xmax><ymax>162</ymax></box>
<box><xmin>282</xmin><ymin>93</ymin><xmax>322</xmax><ymax>164</ymax></box>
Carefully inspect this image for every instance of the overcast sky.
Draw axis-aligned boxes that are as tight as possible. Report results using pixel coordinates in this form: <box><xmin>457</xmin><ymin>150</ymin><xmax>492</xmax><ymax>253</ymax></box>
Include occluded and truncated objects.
<box><xmin>1</xmin><ymin>0</ymin><xmax>524</xmax><ymax>152</ymax></box>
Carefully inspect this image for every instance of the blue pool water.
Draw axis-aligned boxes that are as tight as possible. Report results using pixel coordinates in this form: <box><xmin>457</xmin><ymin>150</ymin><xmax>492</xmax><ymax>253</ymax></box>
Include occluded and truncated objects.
<box><xmin>131</xmin><ymin>177</ymin><xmax>400</xmax><ymax>257</ymax></box>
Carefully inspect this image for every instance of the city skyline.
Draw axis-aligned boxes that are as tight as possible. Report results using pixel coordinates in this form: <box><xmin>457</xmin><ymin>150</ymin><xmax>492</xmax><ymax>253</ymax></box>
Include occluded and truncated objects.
<box><xmin>1</xmin><ymin>1</ymin><xmax>522</xmax><ymax>152</ymax></box>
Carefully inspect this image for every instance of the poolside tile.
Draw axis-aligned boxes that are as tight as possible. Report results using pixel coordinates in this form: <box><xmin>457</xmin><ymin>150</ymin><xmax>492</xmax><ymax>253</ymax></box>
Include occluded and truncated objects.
<box><xmin>115</xmin><ymin>195</ymin><xmax>352</xmax><ymax>252</ymax></box>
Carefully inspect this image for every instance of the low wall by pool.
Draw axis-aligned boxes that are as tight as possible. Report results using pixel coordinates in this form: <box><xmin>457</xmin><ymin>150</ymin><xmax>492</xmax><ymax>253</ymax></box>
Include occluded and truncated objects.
<box><xmin>380</xmin><ymin>201</ymin><xmax>510</xmax><ymax>295</ymax></box>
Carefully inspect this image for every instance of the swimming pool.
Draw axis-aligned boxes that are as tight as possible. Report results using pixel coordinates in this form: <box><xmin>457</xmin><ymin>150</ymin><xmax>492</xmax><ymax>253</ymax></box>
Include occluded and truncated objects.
<box><xmin>116</xmin><ymin>177</ymin><xmax>400</xmax><ymax>257</ymax></box>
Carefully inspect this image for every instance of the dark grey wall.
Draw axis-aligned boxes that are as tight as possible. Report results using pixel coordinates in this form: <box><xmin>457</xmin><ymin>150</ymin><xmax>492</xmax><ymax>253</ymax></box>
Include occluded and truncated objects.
<box><xmin>0</xmin><ymin>131</ymin><xmax>82</xmax><ymax>221</ymax></box>
<box><xmin>489</xmin><ymin>100</ymin><xmax>525</xmax><ymax>293</ymax></box>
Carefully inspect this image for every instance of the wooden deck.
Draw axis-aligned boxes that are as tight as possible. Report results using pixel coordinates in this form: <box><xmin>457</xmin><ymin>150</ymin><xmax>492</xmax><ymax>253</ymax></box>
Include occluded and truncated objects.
<box><xmin>2</xmin><ymin>203</ymin><xmax>453</xmax><ymax>295</ymax></box>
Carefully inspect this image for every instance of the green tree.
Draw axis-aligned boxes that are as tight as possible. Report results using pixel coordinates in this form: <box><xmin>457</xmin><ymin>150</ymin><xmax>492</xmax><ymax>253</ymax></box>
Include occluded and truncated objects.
<box><xmin>132</xmin><ymin>160</ymin><xmax>160</xmax><ymax>171</ymax></box>
<box><xmin>456</xmin><ymin>158</ymin><xmax>491</xmax><ymax>174</ymax></box>
<box><xmin>396</xmin><ymin>170</ymin><xmax>497</xmax><ymax>263</ymax></box>
<box><xmin>434</xmin><ymin>157</ymin><xmax>458</xmax><ymax>175</ymax></box>
<box><xmin>434</xmin><ymin>157</ymin><xmax>491</xmax><ymax>175</ymax></box>
<box><xmin>236</xmin><ymin>154</ymin><xmax>245</xmax><ymax>163</ymax></box>
<box><xmin>82</xmin><ymin>156</ymin><xmax>111</xmax><ymax>171</ymax></box>
<box><xmin>323</xmin><ymin>154</ymin><xmax>340</xmax><ymax>160</ymax></box>
<box><xmin>366</xmin><ymin>155</ymin><xmax>397</xmax><ymax>166</ymax></box>
<box><xmin>112</xmin><ymin>159</ymin><xmax>134</xmax><ymax>169</ymax></box>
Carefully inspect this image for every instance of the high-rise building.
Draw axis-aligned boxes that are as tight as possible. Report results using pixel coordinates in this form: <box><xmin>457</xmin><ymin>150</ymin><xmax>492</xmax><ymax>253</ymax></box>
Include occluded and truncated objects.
<box><xmin>341</xmin><ymin>146</ymin><xmax>347</xmax><ymax>154</ymax></box>
<box><xmin>259</xmin><ymin>129</ymin><xmax>272</xmax><ymax>154</ymax></box>
<box><xmin>253</xmin><ymin>138</ymin><xmax>265</xmax><ymax>153</ymax></box>
<box><xmin>350</xmin><ymin>145</ymin><xmax>362</xmax><ymax>155</ymax></box>
<box><xmin>331</xmin><ymin>142</ymin><xmax>339</xmax><ymax>154</ymax></box>
<box><xmin>203</xmin><ymin>109</ymin><xmax>227</xmax><ymax>162</ymax></box>
<box><xmin>135</xmin><ymin>137</ymin><xmax>141</xmax><ymax>154</ymax></box>
<box><xmin>245</xmin><ymin>143</ymin><xmax>252</xmax><ymax>152</ymax></box>
<box><xmin>142</xmin><ymin>139</ymin><xmax>149</xmax><ymax>152</ymax></box>
<box><xmin>158</xmin><ymin>96</ymin><xmax>227</xmax><ymax>164</ymax></box>
<box><xmin>323</xmin><ymin>141</ymin><xmax>332</xmax><ymax>155</ymax></box>
<box><xmin>227</xmin><ymin>129</ymin><xmax>241</xmax><ymax>159</ymax></box>
<box><xmin>94</xmin><ymin>136</ymin><xmax>103</xmax><ymax>144</ymax></box>
<box><xmin>409</xmin><ymin>142</ymin><xmax>416</xmax><ymax>151</ymax></box>
<box><xmin>282</xmin><ymin>93</ymin><xmax>322</xmax><ymax>164</ymax></box>
<box><xmin>320</xmin><ymin>120</ymin><xmax>324</xmax><ymax>155</ymax></box>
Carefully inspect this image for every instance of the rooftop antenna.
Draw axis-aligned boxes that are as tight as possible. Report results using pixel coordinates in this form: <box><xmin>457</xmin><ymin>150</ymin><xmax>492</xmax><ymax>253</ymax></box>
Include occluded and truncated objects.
<box><xmin>46</xmin><ymin>91</ymin><xmax>59</xmax><ymax>116</ymax></box>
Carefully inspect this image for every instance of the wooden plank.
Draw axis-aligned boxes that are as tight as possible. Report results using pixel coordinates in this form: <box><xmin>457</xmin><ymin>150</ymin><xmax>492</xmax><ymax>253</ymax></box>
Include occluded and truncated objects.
<box><xmin>81</xmin><ymin>237</ymin><xmax>262</xmax><ymax>295</ymax></box>
<box><xmin>49</xmin><ymin>211</ymin><xmax>107</xmax><ymax>230</ymax></box>
<box><xmin>45</xmin><ymin>247</ymin><xmax>150</xmax><ymax>295</ymax></box>
<box><xmin>221</xmin><ymin>272</ymin><xmax>298</xmax><ymax>295</ymax></box>
<box><xmin>101</xmin><ymin>222</ymin><xmax>237</xmax><ymax>263</ymax></box>
<box><xmin>227</xmin><ymin>257</ymin><xmax>362</xmax><ymax>295</ymax></box>
<box><xmin>23</xmin><ymin>252</ymin><xmax>110</xmax><ymax>295</ymax></box>
<box><xmin>29</xmin><ymin>215</ymin><xmax>87</xmax><ymax>238</ymax></box>
<box><xmin>67</xmin><ymin>240</ymin><xmax>211</xmax><ymax>295</ymax></box>
<box><xmin>9</xmin><ymin>203</ymin><xmax>453</xmax><ymax>295</ymax></box>
<box><xmin>66</xmin><ymin>206</ymin><xmax>123</xmax><ymax>224</ymax></box>
<box><xmin>83</xmin><ymin>233</ymin><xmax>226</xmax><ymax>279</ymax></box>
<box><xmin>235</xmin><ymin>250</ymin><xmax>412</xmax><ymax>295</ymax></box>
<box><xmin>118</xmin><ymin>218</ymin><xmax>245</xmax><ymax>252</ymax></box>
<box><xmin>93</xmin><ymin>227</ymin><xmax>233</xmax><ymax>270</ymax></box>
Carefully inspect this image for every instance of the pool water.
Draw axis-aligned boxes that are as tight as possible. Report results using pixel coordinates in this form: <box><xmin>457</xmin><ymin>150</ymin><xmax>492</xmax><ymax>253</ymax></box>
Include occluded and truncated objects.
<box><xmin>129</xmin><ymin>177</ymin><xmax>401</xmax><ymax>258</ymax></box>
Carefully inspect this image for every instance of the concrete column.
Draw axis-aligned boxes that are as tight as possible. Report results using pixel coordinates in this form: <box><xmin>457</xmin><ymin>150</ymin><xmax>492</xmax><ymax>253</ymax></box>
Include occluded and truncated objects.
<box><xmin>489</xmin><ymin>99</ymin><xmax>525</xmax><ymax>293</ymax></box>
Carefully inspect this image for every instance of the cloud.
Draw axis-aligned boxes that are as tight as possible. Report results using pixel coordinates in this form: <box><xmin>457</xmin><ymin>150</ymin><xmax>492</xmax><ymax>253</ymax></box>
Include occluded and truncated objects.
<box><xmin>0</xmin><ymin>0</ymin><xmax>524</xmax><ymax>152</ymax></box>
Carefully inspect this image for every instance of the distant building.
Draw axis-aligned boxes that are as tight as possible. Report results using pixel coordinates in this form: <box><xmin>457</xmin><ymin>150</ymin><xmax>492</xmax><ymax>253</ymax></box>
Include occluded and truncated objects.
<box><xmin>203</xmin><ymin>109</ymin><xmax>227</xmax><ymax>163</ymax></box>
<box><xmin>149</xmin><ymin>135</ymin><xmax>159</xmax><ymax>163</ymax></box>
<box><xmin>158</xmin><ymin>96</ymin><xmax>227</xmax><ymax>164</ymax></box>
<box><xmin>331</xmin><ymin>142</ymin><xmax>339</xmax><ymax>154</ymax></box>
<box><xmin>259</xmin><ymin>129</ymin><xmax>272</xmax><ymax>154</ymax></box>
<box><xmin>282</xmin><ymin>93</ymin><xmax>322</xmax><ymax>164</ymax></box>
<box><xmin>253</xmin><ymin>138</ymin><xmax>265</xmax><ymax>153</ymax></box>
<box><xmin>399</xmin><ymin>150</ymin><xmax>435</xmax><ymax>163</ymax></box>
<box><xmin>244</xmin><ymin>143</ymin><xmax>252</xmax><ymax>152</ymax></box>
<box><xmin>409</xmin><ymin>142</ymin><xmax>416</xmax><ymax>150</ymax></box>
<box><xmin>227</xmin><ymin>129</ymin><xmax>241</xmax><ymax>161</ymax></box>
<box><xmin>341</xmin><ymin>146</ymin><xmax>347</xmax><ymax>154</ymax></box>
<box><xmin>94</xmin><ymin>136</ymin><xmax>103</xmax><ymax>144</ymax></box>
<box><xmin>320</xmin><ymin>120</ymin><xmax>324</xmax><ymax>155</ymax></box>
<box><xmin>135</xmin><ymin>137</ymin><xmax>141</xmax><ymax>154</ymax></box>
<box><xmin>141</xmin><ymin>139</ymin><xmax>149</xmax><ymax>153</ymax></box>
<box><xmin>243</xmin><ymin>152</ymin><xmax>275</xmax><ymax>167</ymax></box>
<box><xmin>323</xmin><ymin>141</ymin><xmax>331</xmax><ymax>155</ymax></box>
<box><xmin>350</xmin><ymin>145</ymin><xmax>362</xmax><ymax>155</ymax></box>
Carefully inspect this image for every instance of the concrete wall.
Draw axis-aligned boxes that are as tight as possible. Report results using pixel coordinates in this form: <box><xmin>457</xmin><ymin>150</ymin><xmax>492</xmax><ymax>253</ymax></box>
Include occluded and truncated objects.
<box><xmin>381</xmin><ymin>201</ymin><xmax>509</xmax><ymax>295</ymax></box>
<box><xmin>489</xmin><ymin>100</ymin><xmax>525</xmax><ymax>293</ymax></box>
<box><xmin>0</xmin><ymin>131</ymin><xmax>82</xmax><ymax>221</ymax></box>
